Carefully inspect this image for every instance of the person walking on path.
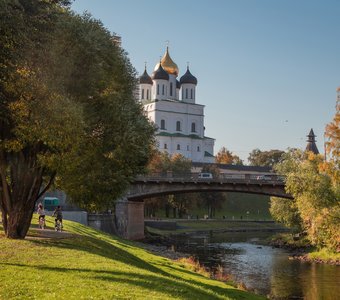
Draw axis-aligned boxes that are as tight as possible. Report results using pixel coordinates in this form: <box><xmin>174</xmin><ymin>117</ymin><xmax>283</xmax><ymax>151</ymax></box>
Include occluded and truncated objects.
<box><xmin>37</xmin><ymin>203</ymin><xmax>46</xmax><ymax>229</ymax></box>
<box><xmin>52</xmin><ymin>205</ymin><xmax>63</xmax><ymax>231</ymax></box>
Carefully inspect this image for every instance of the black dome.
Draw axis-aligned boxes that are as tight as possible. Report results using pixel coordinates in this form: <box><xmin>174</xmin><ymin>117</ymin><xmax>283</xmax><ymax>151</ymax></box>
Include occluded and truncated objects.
<box><xmin>151</xmin><ymin>64</ymin><xmax>169</xmax><ymax>81</ymax></box>
<box><xmin>139</xmin><ymin>69</ymin><xmax>153</xmax><ymax>85</ymax></box>
<box><xmin>176</xmin><ymin>79</ymin><xmax>181</xmax><ymax>89</ymax></box>
<box><xmin>180</xmin><ymin>67</ymin><xmax>197</xmax><ymax>85</ymax></box>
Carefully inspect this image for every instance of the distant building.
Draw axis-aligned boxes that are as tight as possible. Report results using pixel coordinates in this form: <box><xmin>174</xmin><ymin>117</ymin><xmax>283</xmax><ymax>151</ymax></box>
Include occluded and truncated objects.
<box><xmin>305</xmin><ymin>128</ymin><xmax>319</xmax><ymax>154</ymax></box>
<box><xmin>139</xmin><ymin>47</ymin><xmax>215</xmax><ymax>162</ymax></box>
<box><xmin>111</xmin><ymin>34</ymin><xmax>121</xmax><ymax>47</ymax></box>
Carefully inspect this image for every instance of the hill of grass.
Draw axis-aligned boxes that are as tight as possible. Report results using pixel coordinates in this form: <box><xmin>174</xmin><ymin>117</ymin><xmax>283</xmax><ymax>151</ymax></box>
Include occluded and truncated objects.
<box><xmin>0</xmin><ymin>216</ymin><xmax>264</xmax><ymax>300</ymax></box>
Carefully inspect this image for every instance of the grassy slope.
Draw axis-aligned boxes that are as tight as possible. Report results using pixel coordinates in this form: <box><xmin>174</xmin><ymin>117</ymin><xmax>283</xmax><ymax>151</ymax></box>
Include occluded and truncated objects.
<box><xmin>0</xmin><ymin>216</ymin><xmax>264</xmax><ymax>300</ymax></box>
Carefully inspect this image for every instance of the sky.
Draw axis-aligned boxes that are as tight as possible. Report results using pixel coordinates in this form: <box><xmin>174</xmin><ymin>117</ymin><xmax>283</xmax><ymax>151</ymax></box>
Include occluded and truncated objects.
<box><xmin>71</xmin><ymin>0</ymin><xmax>340</xmax><ymax>162</ymax></box>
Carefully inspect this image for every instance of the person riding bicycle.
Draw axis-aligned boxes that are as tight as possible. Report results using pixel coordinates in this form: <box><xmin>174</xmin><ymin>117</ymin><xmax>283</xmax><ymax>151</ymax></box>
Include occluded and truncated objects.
<box><xmin>37</xmin><ymin>203</ymin><xmax>46</xmax><ymax>228</ymax></box>
<box><xmin>52</xmin><ymin>205</ymin><xmax>63</xmax><ymax>230</ymax></box>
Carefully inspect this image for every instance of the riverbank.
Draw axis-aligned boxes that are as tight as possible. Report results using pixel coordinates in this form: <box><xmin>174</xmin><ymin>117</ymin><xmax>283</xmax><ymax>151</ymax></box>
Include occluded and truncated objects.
<box><xmin>270</xmin><ymin>233</ymin><xmax>340</xmax><ymax>265</ymax></box>
<box><xmin>146</xmin><ymin>219</ymin><xmax>287</xmax><ymax>236</ymax></box>
<box><xmin>0</xmin><ymin>216</ymin><xmax>265</xmax><ymax>300</ymax></box>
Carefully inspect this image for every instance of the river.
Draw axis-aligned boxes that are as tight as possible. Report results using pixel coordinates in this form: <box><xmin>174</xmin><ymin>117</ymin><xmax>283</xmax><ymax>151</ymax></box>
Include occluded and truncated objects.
<box><xmin>170</xmin><ymin>231</ymin><xmax>339</xmax><ymax>300</ymax></box>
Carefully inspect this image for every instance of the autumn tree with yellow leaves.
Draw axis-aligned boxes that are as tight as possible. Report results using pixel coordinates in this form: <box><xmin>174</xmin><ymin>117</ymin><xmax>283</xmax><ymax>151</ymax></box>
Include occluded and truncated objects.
<box><xmin>270</xmin><ymin>99</ymin><xmax>340</xmax><ymax>252</ymax></box>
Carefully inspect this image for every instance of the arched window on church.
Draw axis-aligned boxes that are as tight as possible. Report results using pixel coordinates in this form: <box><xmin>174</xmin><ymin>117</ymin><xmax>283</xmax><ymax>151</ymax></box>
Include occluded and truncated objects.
<box><xmin>176</xmin><ymin>121</ymin><xmax>181</xmax><ymax>131</ymax></box>
<box><xmin>160</xmin><ymin>119</ymin><xmax>166</xmax><ymax>130</ymax></box>
<box><xmin>177</xmin><ymin>144</ymin><xmax>181</xmax><ymax>150</ymax></box>
<box><xmin>185</xmin><ymin>89</ymin><xmax>188</xmax><ymax>99</ymax></box>
<box><xmin>164</xmin><ymin>143</ymin><xmax>167</xmax><ymax>149</ymax></box>
<box><xmin>170</xmin><ymin>82</ymin><xmax>173</xmax><ymax>97</ymax></box>
<box><xmin>197</xmin><ymin>146</ymin><xmax>200</xmax><ymax>152</ymax></box>
<box><xmin>190</xmin><ymin>89</ymin><xmax>193</xmax><ymax>99</ymax></box>
<box><xmin>147</xmin><ymin>89</ymin><xmax>149</xmax><ymax>99</ymax></box>
<box><xmin>182</xmin><ymin>89</ymin><xmax>184</xmax><ymax>99</ymax></box>
<box><xmin>191</xmin><ymin>122</ymin><xmax>196</xmax><ymax>132</ymax></box>
<box><xmin>157</xmin><ymin>84</ymin><xmax>159</xmax><ymax>95</ymax></box>
<box><xmin>162</xmin><ymin>84</ymin><xmax>165</xmax><ymax>95</ymax></box>
<box><xmin>141</xmin><ymin>89</ymin><xmax>144</xmax><ymax>100</ymax></box>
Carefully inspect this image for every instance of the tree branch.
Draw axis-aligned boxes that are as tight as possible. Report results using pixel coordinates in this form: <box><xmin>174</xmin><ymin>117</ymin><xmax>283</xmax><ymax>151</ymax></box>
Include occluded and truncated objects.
<box><xmin>36</xmin><ymin>171</ymin><xmax>56</xmax><ymax>200</ymax></box>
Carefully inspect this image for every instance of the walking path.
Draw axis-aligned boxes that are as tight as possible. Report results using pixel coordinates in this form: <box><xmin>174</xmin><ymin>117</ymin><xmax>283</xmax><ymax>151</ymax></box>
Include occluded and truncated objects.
<box><xmin>26</xmin><ymin>227</ymin><xmax>75</xmax><ymax>240</ymax></box>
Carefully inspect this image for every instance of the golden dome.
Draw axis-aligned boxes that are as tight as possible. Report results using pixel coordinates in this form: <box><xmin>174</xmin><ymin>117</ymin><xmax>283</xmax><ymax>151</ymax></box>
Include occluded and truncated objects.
<box><xmin>336</xmin><ymin>86</ymin><xmax>340</xmax><ymax>92</ymax></box>
<box><xmin>154</xmin><ymin>47</ymin><xmax>179</xmax><ymax>77</ymax></box>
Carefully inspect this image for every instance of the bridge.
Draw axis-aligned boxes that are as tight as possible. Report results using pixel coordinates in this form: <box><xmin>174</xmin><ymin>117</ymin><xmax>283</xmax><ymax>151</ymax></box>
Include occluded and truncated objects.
<box><xmin>127</xmin><ymin>172</ymin><xmax>291</xmax><ymax>200</ymax></box>
<box><xmin>115</xmin><ymin>172</ymin><xmax>292</xmax><ymax>240</ymax></box>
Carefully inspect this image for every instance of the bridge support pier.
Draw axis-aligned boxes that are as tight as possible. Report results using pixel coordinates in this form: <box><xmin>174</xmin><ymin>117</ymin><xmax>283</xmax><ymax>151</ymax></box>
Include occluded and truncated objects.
<box><xmin>115</xmin><ymin>198</ymin><xmax>144</xmax><ymax>240</ymax></box>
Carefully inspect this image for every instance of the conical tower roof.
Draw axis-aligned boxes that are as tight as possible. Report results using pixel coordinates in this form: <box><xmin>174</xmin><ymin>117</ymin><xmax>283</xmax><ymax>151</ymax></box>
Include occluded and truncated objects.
<box><xmin>154</xmin><ymin>47</ymin><xmax>179</xmax><ymax>77</ymax></box>
<box><xmin>151</xmin><ymin>63</ymin><xmax>169</xmax><ymax>81</ymax></box>
<box><xmin>139</xmin><ymin>67</ymin><xmax>153</xmax><ymax>85</ymax></box>
<box><xmin>305</xmin><ymin>128</ymin><xmax>319</xmax><ymax>154</ymax></box>
<box><xmin>180</xmin><ymin>66</ymin><xmax>198</xmax><ymax>85</ymax></box>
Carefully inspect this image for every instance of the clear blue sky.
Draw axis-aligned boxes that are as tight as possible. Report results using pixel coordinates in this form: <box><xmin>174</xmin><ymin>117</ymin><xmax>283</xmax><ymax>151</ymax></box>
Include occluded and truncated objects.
<box><xmin>71</xmin><ymin>0</ymin><xmax>339</xmax><ymax>162</ymax></box>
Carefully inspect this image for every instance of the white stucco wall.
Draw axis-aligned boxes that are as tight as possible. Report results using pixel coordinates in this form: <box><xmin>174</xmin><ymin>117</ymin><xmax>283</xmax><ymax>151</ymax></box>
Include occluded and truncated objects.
<box><xmin>181</xmin><ymin>83</ymin><xmax>196</xmax><ymax>103</ymax></box>
<box><xmin>139</xmin><ymin>62</ymin><xmax>214</xmax><ymax>163</ymax></box>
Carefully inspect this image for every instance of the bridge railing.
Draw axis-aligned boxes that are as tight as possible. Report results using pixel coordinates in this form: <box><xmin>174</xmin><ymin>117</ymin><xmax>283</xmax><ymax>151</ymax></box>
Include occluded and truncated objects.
<box><xmin>134</xmin><ymin>172</ymin><xmax>285</xmax><ymax>183</ymax></box>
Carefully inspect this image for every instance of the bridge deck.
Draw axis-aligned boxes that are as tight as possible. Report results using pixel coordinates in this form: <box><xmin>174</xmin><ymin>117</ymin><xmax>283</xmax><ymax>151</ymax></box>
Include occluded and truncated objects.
<box><xmin>134</xmin><ymin>173</ymin><xmax>285</xmax><ymax>185</ymax></box>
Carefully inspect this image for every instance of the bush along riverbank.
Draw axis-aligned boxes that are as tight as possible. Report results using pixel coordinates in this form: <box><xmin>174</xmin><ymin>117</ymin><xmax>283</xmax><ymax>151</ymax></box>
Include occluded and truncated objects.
<box><xmin>270</xmin><ymin>233</ymin><xmax>340</xmax><ymax>265</ymax></box>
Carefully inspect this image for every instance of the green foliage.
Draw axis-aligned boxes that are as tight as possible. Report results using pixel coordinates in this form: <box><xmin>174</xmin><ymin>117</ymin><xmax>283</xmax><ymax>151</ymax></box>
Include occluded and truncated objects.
<box><xmin>325</xmin><ymin>98</ymin><xmax>340</xmax><ymax>163</ymax></box>
<box><xmin>248</xmin><ymin>149</ymin><xmax>285</xmax><ymax>167</ymax></box>
<box><xmin>308</xmin><ymin>248</ymin><xmax>340</xmax><ymax>263</ymax></box>
<box><xmin>271</xmin><ymin>149</ymin><xmax>340</xmax><ymax>251</ymax></box>
<box><xmin>47</xmin><ymin>12</ymin><xmax>156</xmax><ymax>210</ymax></box>
<box><xmin>270</xmin><ymin>197</ymin><xmax>302</xmax><ymax>230</ymax></box>
<box><xmin>0</xmin><ymin>0</ymin><xmax>155</xmax><ymax>237</ymax></box>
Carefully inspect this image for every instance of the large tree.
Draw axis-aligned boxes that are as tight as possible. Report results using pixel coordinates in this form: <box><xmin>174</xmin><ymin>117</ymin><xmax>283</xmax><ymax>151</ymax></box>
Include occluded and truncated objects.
<box><xmin>325</xmin><ymin>98</ymin><xmax>340</xmax><ymax>161</ymax></box>
<box><xmin>0</xmin><ymin>0</ymin><xmax>155</xmax><ymax>238</ymax></box>
<box><xmin>248</xmin><ymin>149</ymin><xmax>285</xmax><ymax>167</ymax></box>
<box><xmin>324</xmin><ymin>98</ymin><xmax>340</xmax><ymax>186</ymax></box>
<box><xmin>215</xmin><ymin>147</ymin><xmax>243</xmax><ymax>165</ymax></box>
<box><xmin>271</xmin><ymin>149</ymin><xmax>339</xmax><ymax>251</ymax></box>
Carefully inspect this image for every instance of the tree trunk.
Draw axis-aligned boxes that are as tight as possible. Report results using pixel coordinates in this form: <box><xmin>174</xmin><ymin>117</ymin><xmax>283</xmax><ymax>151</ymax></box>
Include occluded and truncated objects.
<box><xmin>6</xmin><ymin>203</ymin><xmax>35</xmax><ymax>239</ymax></box>
<box><xmin>1</xmin><ymin>205</ymin><xmax>8</xmax><ymax>233</ymax></box>
<box><xmin>0</xmin><ymin>150</ymin><xmax>53</xmax><ymax>239</ymax></box>
<box><xmin>165</xmin><ymin>204</ymin><xmax>169</xmax><ymax>218</ymax></box>
<box><xmin>172</xmin><ymin>207</ymin><xmax>177</xmax><ymax>218</ymax></box>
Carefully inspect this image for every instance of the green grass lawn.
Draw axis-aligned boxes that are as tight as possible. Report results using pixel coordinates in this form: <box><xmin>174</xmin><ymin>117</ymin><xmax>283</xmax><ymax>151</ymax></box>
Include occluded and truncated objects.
<box><xmin>0</xmin><ymin>215</ymin><xmax>265</xmax><ymax>300</ymax></box>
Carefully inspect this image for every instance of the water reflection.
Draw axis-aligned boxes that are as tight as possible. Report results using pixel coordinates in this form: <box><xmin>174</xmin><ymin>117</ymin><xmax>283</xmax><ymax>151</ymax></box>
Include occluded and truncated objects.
<box><xmin>171</xmin><ymin>232</ymin><xmax>340</xmax><ymax>299</ymax></box>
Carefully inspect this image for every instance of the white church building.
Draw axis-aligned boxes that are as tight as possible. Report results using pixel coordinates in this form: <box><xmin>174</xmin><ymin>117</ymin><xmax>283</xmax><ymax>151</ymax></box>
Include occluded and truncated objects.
<box><xmin>139</xmin><ymin>47</ymin><xmax>215</xmax><ymax>163</ymax></box>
